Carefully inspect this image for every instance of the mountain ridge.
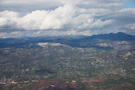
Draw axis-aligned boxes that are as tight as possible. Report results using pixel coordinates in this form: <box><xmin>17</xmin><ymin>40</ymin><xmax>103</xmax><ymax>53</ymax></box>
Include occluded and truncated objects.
<box><xmin>74</xmin><ymin>32</ymin><xmax>135</xmax><ymax>42</ymax></box>
<box><xmin>0</xmin><ymin>32</ymin><xmax>134</xmax><ymax>50</ymax></box>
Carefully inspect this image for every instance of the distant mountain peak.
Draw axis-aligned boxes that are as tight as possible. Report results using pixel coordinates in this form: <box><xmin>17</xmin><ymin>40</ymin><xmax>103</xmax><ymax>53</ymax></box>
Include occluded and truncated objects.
<box><xmin>89</xmin><ymin>32</ymin><xmax>135</xmax><ymax>41</ymax></box>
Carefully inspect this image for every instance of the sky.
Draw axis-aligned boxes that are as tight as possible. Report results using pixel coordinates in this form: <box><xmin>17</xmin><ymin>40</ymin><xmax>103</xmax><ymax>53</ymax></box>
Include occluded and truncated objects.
<box><xmin>0</xmin><ymin>0</ymin><xmax>135</xmax><ymax>38</ymax></box>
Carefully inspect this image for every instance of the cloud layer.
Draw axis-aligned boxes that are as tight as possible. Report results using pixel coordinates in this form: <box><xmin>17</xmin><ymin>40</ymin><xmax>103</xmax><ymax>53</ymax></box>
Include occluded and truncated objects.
<box><xmin>0</xmin><ymin>4</ymin><xmax>114</xmax><ymax>30</ymax></box>
<box><xmin>0</xmin><ymin>0</ymin><xmax>135</xmax><ymax>37</ymax></box>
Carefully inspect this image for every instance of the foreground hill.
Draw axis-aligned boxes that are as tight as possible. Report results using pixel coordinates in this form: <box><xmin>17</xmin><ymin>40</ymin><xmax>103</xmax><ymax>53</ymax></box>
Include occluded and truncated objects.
<box><xmin>0</xmin><ymin>43</ymin><xmax>135</xmax><ymax>90</ymax></box>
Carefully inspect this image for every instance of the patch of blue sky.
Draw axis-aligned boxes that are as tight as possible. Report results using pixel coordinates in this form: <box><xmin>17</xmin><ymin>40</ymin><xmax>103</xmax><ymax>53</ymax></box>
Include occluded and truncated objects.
<box><xmin>123</xmin><ymin>0</ymin><xmax>135</xmax><ymax>9</ymax></box>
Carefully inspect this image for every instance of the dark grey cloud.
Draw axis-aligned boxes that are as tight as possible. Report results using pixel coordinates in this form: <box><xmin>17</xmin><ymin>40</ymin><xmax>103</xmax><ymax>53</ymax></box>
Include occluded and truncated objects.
<box><xmin>0</xmin><ymin>0</ymin><xmax>128</xmax><ymax>12</ymax></box>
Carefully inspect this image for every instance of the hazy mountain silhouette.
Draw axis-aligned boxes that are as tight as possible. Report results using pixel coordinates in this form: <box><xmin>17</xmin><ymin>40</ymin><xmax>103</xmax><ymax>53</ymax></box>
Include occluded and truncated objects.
<box><xmin>0</xmin><ymin>32</ymin><xmax>134</xmax><ymax>50</ymax></box>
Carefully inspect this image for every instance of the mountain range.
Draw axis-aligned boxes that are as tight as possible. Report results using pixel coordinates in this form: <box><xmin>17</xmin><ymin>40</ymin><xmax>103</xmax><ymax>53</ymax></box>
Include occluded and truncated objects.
<box><xmin>0</xmin><ymin>32</ymin><xmax>135</xmax><ymax>50</ymax></box>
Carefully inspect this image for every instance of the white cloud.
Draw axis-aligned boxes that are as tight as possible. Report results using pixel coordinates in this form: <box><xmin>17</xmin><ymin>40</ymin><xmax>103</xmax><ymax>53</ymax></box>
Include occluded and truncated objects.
<box><xmin>125</xmin><ymin>23</ymin><xmax>135</xmax><ymax>30</ymax></box>
<box><xmin>0</xmin><ymin>4</ymin><xmax>114</xmax><ymax>31</ymax></box>
<box><xmin>72</xmin><ymin>14</ymin><xmax>94</xmax><ymax>29</ymax></box>
<box><xmin>92</xmin><ymin>19</ymin><xmax>113</xmax><ymax>28</ymax></box>
<box><xmin>0</xmin><ymin>4</ymin><xmax>75</xmax><ymax>30</ymax></box>
<box><xmin>0</xmin><ymin>10</ymin><xmax>19</xmax><ymax>27</ymax></box>
<box><xmin>0</xmin><ymin>0</ymin><xmax>135</xmax><ymax>37</ymax></box>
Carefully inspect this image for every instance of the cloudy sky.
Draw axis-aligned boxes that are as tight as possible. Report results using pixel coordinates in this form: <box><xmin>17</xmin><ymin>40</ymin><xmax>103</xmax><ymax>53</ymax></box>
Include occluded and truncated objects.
<box><xmin>0</xmin><ymin>0</ymin><xmax>135</xmax><ymax>38</ymax></box>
